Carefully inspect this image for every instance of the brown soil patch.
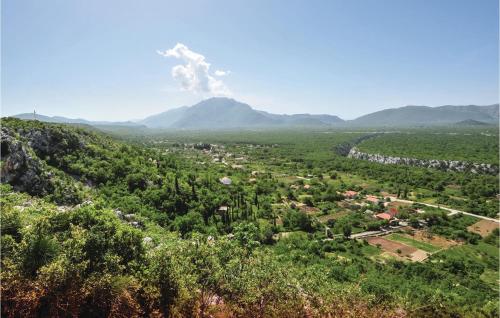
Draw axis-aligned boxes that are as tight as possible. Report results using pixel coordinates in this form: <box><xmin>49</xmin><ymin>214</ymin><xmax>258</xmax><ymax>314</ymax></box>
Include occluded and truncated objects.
<box><xmin>409</xmin><ymin>249</ymin><xmax>430</xmax><ymax>262</ymax></box>
<box><xmin>467</xmin><ymin>220</ymin><xmax>499</xmax><ymax>238</ymax></box>
<box><xmin>365</xmin><ymin>237</ymin><xmax>417</xmax><ymax>257</ymax></box>
<box><xmin>406</xmin><ymin>230</ymin><xmax>459</xmax><ymax>248</ymax></box>
<box><xmin>379</xmin><ymin>250</ymin><xmax>429</xmax><ymax>262</ymax></box>
<box><xmin>275</xmin><ymin>216</ymin><xmax>283</xmax><ymax>226</ymax></box>
<box><xmin>299</xmin><ymin>205</ymin><xmax>320</xmax><ymax>215</ymax></box>
<box><xmin>380</xmin><ymin>191</ymin><xmax>397</xmax><ymax>198</ymax></box>
<box><xmin>337</xmin><ymin>201</ymin><xmax>351</xmax><ymax>208</ymax></box>
<box><xmin>387</xmin><ymin>201</ymin><xmax>412</xmax><ymax>208</ymax></box>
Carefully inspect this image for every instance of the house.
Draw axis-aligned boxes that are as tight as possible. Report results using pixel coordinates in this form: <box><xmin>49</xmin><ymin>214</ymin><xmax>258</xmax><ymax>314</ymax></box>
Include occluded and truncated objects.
<box><xmin>219</xmin><ymin>177</ymin><xmax>232</xmax><ymax>185</ymax></box>
<box><xmin>303</xmin><ymin>184</ymin><xmax>311</xmax><ymax>190</ymax></box>
<box><xmin>218</xmin><ymin>206</ymin><xmax>229</xmax><ymax>213</ymax></box>
<box><xmin>365</xmin><ymin>195</ymin><xmax>380</xmax><ymax>204</ymax></box>
<box><xmin>343</xmin><ymin>190</ymin><xmax>358</xmax><ymax>199</ymax></box>
<box><xmin>375</xmin><ymin>213</ymin><xmax>392</xmax><ymax>221</ymax></box>
<box><xmin>387</xmin><ymin>207</ymin><xmax>399</xmax><ymax>218</ymax></box>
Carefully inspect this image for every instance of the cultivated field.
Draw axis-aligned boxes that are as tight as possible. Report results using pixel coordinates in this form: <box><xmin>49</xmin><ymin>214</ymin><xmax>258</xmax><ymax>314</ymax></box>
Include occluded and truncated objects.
<box><xmin>467</xmin><ymin>219</ymin><xmax>499</xmax><ymax>237</ymax></box>
<box><xmin>365</xmin><ymin>236</ymin><xmax>429</xmax><ymax>262</ymax></box>
<box><xmin>386</xmin><ymin>233</ymin><xmax>440</xmax><ymax>253</ymax></box>
<box><xmin>408</xmin><ymin>230</ymin><xmax>460</xmax><ymax>249</ymax></box>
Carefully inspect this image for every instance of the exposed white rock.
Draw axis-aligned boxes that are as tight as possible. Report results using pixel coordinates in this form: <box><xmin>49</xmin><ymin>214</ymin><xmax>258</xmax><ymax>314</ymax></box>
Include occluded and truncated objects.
<box><xmin>348</xmin><ymin>147</ymin><xmax>498</xmax><ymax>174</ymax></box>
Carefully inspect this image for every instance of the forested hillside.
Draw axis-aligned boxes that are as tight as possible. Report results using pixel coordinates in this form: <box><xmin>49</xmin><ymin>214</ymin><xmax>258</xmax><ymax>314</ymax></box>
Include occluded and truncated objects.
<box><xmin>357</xmin><ymin>131</ymin><xmax>499</xmax><ymax>164</ymax></box>
<box><xmin>1</xmin><ymin>118</ymin><xmax>499</xmax><ymax>317</ymax></box>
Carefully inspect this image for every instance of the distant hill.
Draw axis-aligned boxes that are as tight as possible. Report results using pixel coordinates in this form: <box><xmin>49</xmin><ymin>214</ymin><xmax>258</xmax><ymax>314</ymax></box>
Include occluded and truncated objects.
<box><xmin>257</xmin><ymin>111</ymin><xmax>344</xmax><ymax>127</ymax></box>
<box><xmin>454</xmin><ymin>119</ymin><xmax>492</xmax><ymax>126</ymax></box>
<box><xmin>12</xmin><ymin>113</ymin><xmax>144</xmax><ymax>127</ymax></box>
<box><xmin>139</xmin><ymin>97</ymin><xmax>344</xmax><ymax>129</ymax></box>
<box><xmin>140</xmin><ymin>106</ymin><xmax>189</xmax><ymax>128</ymax></box>
<box><xmin>10</xmin><ymin>100</ymin><xmax>499</xmax><ymax>129</ymax></box>
<box><xmin>349</xmin><ymin>104</ymin><xmax>499</xmax><ymax>126</ymax></box>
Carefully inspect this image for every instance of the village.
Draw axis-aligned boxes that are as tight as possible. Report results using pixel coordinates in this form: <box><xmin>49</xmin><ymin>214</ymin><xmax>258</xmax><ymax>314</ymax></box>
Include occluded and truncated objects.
<box><xmin>158</xmin><ymin>140</ymin><xmax>499</xmax><ymax>264</ymax></box>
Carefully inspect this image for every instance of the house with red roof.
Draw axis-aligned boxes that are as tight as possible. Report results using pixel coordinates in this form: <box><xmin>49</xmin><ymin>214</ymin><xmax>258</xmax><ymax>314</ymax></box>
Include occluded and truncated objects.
<box><xmin>343</xmin><ymin>190</ymin><xmax>358</xmax><ymax>199</ymax></box>
<box><xmin>375</xmin><ymin>213</ymin><xmax>392</xmax><ymax>221</ymax></box>
<box><xmin>375</xmin><ymin>207</ymin><xmax>400</xmax><ymax>221</ymax></box>
<box><xmin>388</xmin><ymin>207</ymin><xmax>399</xmax><ymax>218</ymax></box>
<box><xmin>365</xmin><ymin>195</ymin><xmax>380</xmax><ymax>204</ymax></box>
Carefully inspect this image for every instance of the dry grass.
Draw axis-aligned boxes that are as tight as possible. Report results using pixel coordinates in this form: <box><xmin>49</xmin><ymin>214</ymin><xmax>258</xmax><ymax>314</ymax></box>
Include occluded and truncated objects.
<box><xmin>467</xmin><ymin>219</ymin><xmax>499</xmax><ymax>237</ymax></box>
<box><xmin>409</xmin><ymin>230</ymin><xmax>460</xmax><ymax>248</ymax></box>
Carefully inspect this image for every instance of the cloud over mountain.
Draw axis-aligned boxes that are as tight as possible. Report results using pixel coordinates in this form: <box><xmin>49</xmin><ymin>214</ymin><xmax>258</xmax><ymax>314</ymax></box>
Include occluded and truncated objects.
<box><xmin>214</xmin><ymin>70</ymin><xmax>230</xmax><ymax>76</ymax></box>
<box><xmin>158</xmin><ymin>43</ymin><xmax>230</xmax><ymax>96</ymax></box>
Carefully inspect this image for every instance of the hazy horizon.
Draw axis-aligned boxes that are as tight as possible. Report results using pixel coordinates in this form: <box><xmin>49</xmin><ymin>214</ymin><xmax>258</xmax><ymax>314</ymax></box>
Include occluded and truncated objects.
<box><xmin>5</xmin><ymin>97</ymin><xmax>500</xmax><ymax>123</ymax></box>
<box><xmin>2</xmin><ymin>0</ymin><xmax>499</xmax><ymax>121</ymax></box>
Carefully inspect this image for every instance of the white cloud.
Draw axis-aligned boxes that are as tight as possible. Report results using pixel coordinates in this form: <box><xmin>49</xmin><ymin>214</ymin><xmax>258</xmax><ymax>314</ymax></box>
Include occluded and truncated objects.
<box><xmin>214</xmin><ymin>69</ymin><xmax>230</xmax><ymax>76</ymax></box>
<box><xmin>157</xmin><ymin>43</ymin><xmax>230</xmax><ymax>96</ymax></box>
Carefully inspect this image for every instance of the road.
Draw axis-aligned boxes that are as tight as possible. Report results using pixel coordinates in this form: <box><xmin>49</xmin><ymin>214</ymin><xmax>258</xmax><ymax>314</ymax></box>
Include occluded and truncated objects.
<box><xmin>389</xmin><ymin>197</ymin><xmax>499</xmax><ymax>223</ymax></box>
<box><xmin>323</xmin><ymin>227</ymin><xmax>404</xmax><ymax>241</ymax></box>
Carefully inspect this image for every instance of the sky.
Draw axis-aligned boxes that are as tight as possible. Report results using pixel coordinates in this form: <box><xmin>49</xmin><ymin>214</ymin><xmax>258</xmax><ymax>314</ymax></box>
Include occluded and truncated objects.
<box><xmin>2</xmin><ymin>0</ymin><xmax>499</xmax><ymax>121</ymax></box>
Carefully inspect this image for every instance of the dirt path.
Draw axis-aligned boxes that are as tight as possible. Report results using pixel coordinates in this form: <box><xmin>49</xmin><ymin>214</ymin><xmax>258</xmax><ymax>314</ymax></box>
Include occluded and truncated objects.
<box><xmin>390</xmin><ymin>198</ymin><xmax>499</xmax><ymax>223</ymax></box>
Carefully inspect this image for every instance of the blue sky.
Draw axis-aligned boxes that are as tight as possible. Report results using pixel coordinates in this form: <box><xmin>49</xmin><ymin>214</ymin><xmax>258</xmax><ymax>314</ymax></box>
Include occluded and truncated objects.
<box><xmin>2</xmin><ymin>0</ymin><xmax>498</xmax><ymax>120</ymax></box>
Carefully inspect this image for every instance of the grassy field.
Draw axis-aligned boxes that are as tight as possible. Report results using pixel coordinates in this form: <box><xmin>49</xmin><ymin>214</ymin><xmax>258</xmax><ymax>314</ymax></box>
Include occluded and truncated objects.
<box><xmin>480</xmin><ymin>269</ymin><xmax>500</xmax><ymax>291</ymax></box>
<box><xmin>386</xmin><ymin>233</ymin><xmax>441</xmax><ymax>253</ymax></box>
<box><xmin>361</xmin><ymin>244</ymin><xmax>382</xmax><ymax>257</ymax></box>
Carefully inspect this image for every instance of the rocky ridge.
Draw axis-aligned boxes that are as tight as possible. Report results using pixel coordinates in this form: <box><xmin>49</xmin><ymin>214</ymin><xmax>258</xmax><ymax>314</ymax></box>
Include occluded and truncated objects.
<box><xmin>0</xmin><ymin>127</ymin><xmax>54</xmax><ymax>195</ymax></box>
<box><xmin>348</xmin><ymin>147</ymin><xmax>498</xmax><ymax>174</ymax></box>
<box><xmin>1</xmin><ymin>122</ymin><xmax>84</xmax><ymax>203</ymax></box>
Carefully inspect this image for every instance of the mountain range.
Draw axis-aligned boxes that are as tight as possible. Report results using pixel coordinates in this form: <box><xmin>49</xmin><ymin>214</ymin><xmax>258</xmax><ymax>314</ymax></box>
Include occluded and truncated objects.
<box><xmin>12</xmin><ymin>113</ymin><xmax>144</xmax><ymax>127</ymax></box>
<box><xmin>349</xmin><ymin>104</ymin><xmax>499</xmax><ymax>126</ymax></box>
<box><xmin>10</xmin><ymin>97</ymin><xmax>499</xmax><ymax>129</ymax></box>
<box><xmin>140</xmin><ymin>98</ymin><xmax>344</xmax><ymax>128</ymax></box>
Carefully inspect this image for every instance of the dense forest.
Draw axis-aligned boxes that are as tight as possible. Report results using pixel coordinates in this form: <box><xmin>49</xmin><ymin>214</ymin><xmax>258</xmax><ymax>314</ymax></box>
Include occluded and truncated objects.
<box><xmin>1</xmin><ymin>118</ymin><xmax>499</xmax><ymax>317</ymax></box>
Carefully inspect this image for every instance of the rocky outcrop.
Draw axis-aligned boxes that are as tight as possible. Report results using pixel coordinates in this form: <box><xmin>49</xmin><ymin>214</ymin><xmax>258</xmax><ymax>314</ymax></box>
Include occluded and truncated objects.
<box><xmin>348</xmin><ymin>147</ymin><xmax>498</xmax><ymax>175</ymax></box>
<box><xmin>1</xmin><ymin>127</ymin><xmax>54</xmax><ymax>195</ymax></box>
<box><xmin>334</xmin><ymin>134</ymin><xmax>380</xmax><ymax>156</ymax></box>
<box><xmin>18</xmin><ymin>126</ymin><xmax>85</xmax><ymax>161</ymax></box>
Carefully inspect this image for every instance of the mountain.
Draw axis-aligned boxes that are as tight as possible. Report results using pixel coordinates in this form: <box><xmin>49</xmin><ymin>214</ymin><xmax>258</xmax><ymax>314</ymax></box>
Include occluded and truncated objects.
<box><xmin>12</xmin><ymin>113</ymin><xmax>144</xmax><ymax>127</ymax></box>
<box><xmin>142</xmin><ymin>98</ymin><xmax>277</xmax><ymax>129</ymax></box>
<box><xmin>349</xmin><ymin>104</ymin><xmax>499</xmax><ymax>126</ymax></box>
<box><xmin>454</xmin><ymin>119</ymin><xmax>492</xmax><ymax>126</ymax></box>
<box><xmin>12</xmin><ymin>98</ymin><xmax>344</xmax><ymax>130</ymax></box>
<box><xmin>258</xmin><ymin>111</ymin><xmax>344</xmax><ymax>126</ymax></box>
<box><xmin>140</xmin><ymin>106</ymin><xmax>189</xmax><ymax>128</ymax></box>
<box><xmin>10</xmin><ymin>100</ymin><xmax>499</xmax><ymax>129</ymax></box>
<box><xmin>140</xmin><ymin>97</ymin><xmax>344</xmax><ymax>129</ymax></box>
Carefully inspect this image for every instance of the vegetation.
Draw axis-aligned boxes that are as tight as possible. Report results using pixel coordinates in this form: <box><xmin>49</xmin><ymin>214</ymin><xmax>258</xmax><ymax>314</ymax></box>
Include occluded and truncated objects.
<box><xmin>358</xmin><ymin>131</ymin><xmax>499</xmax><ymax>164</ymax></box>
<box><xmin>1</xmin><ymin>118</ymin><xmax>499</xmax><ymax>317</ymax></box>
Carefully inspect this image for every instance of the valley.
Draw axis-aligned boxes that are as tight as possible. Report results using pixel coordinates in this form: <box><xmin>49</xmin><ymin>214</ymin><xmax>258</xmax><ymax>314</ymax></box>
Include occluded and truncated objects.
<box><xmin>3</xmin><ymin>1</ymin><xmax>498</xmax><ymax>316</ymax></box>
<box><xmin>1</xmin><ymin>117</ymin><xmax>499</xmax><ymax>317</ymax></box>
